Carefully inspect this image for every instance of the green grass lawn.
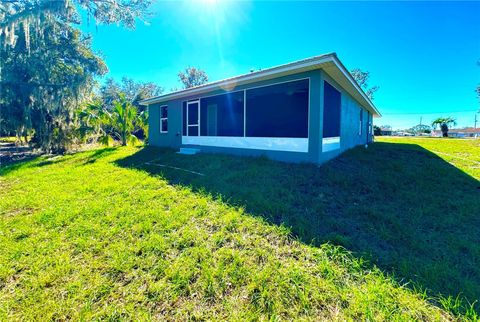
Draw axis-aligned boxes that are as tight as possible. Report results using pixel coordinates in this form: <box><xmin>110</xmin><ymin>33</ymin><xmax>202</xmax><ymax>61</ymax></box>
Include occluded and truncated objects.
<box><xmin>0</xmin><ymin>138</ymin><xmax>479</xmax><ymax>320</ymax></box>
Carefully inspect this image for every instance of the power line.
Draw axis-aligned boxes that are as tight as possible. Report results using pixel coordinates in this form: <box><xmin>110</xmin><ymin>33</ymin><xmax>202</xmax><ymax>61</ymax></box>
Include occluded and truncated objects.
<box><xmin>382</xmin><ymin>109</ymin><xmax>478</xmax><ymax>115</ymax></box>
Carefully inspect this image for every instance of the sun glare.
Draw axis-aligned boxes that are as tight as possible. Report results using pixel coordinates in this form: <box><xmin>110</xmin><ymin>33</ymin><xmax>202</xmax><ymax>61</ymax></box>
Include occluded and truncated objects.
<box><xmin>190</xmin><ymin>0</ymin><xmax>231</xmax><ymax>20</ymax></box>
<box><xmin>196</xmin><ymin>0</ymin><xmax>219</xmax><ymax>7</ymax></box>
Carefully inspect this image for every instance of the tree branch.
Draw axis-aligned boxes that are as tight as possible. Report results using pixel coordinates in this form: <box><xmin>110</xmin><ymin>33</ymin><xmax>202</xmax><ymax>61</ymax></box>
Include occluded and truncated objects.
<box><xmin>0</xmin><ymin>81</ymin><xmax>68</xmax><ymax>87</ymax></box>
<box><xmin>0</xmin><ymin>1</ymin><xmax>64</xmax><ymax>29</ymax></box>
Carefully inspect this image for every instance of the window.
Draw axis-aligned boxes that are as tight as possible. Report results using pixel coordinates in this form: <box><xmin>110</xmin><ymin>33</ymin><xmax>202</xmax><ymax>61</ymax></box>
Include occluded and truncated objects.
<box><xmin>246</xmin><ymin>79</ymin><xmax>309</xmax><ymax>138</ymax></box>
<box><xmin>359</xmin><ymin>109</ymin><xmax>363</xmax><ymax>136</ymax></box>
<box><xmin>160</xmin><ymin>105</ymin><xmax>168</xmax><ymax>133</ymax></box>
<box><xmin>323</xmin><ymin>81</ymin><xmax>341</xmax><ymax>138</ymax></box>
<box><xmin>200</xmin><ymin>91</ymin><xmax>244</xmax><ymax>137</ymax></box>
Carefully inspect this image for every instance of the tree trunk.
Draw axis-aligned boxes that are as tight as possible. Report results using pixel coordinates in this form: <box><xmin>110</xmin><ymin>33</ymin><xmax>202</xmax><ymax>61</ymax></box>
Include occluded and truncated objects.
<box><xmin>121</xmin><ymin>128</ymin><xmax>127</xmax><ymax>146</ymax></box>
<box><xmin>122</xmin><ymin>114</ymin><xmax>127</xmax><ymax>146</ymax></box>
<box><xmin>440</xmin><ymin>123</ymin><xmax>449</xmax><ymax>138</ymax></box>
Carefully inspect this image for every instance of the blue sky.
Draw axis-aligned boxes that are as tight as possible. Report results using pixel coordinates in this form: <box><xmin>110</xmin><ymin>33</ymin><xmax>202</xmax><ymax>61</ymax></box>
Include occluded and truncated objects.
<box><xmin>81</xmin><ymin>1</ymin><xmax>480</xmax><ymax>130</ymax></box>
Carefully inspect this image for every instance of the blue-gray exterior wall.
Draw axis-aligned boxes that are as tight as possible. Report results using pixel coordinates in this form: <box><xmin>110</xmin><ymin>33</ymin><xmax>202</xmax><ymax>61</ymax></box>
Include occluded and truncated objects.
<box><xmin>148</xmin><ymin>69</ymin><xmax>372</xmax><ymax>164</ymax></box>
<box><xmin>319</xmin><ymin>72</ymin><xmax>372</xmax><ymax>163</ymax></box>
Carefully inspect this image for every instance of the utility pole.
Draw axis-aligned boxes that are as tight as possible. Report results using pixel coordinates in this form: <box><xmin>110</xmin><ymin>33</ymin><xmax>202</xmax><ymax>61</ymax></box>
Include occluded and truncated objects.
<box><xmin>475</xmin><ymin>113</ymin><xmax>478</xmax><ymax>138</ymax></box>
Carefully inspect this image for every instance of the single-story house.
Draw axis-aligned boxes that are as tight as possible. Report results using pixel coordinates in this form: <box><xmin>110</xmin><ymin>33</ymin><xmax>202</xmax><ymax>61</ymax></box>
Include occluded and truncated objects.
<box><xmin>380</xmin><ymin>127</ymin><xmax>393</xmax><ymax>136</ymax></box>
<box><xmin>140</xmin><ymin>53</ymin><xmax>381</xmax><ymax>164</ymax></box>
<box><xmin>432</xmin><ymin>128</ymin><xmax>480</xmax><ymax>138</ymax></box>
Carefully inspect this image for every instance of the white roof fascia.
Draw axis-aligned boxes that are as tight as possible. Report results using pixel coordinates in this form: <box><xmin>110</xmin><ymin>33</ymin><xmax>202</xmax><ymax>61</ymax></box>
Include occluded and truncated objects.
<box><xmin>140</xmin><ymin>53</ymin><xmax>381</xmax><ymax>117</ymax></box>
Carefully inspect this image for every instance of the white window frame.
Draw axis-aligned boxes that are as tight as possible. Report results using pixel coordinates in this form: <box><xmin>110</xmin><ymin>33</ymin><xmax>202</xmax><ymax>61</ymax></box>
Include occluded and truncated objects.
<box><xmin>368</xmin><ymin>113</ymin><xmax>372</xmax><ymax>136</ymax></box>
<box><xmin>359</xmin><ymin>109</ymin><xmax>363</xmax><ymax>136</ymax></box>
<box><xmin>186</xmin><ymin>100</ymin><xmax>200</xmax><ymax>136</ymax></box>
<box><xmin>160</xmin><ymin>105</ymin><xmax>168</xmax><ymax>133</ymax></box>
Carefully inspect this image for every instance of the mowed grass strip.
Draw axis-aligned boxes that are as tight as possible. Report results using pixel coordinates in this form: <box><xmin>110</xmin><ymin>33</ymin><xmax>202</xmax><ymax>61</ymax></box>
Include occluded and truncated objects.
<box><xmin>377</xmin><ymin>137</ymin><xmax>480</xmax><ymax>178</ymax></box>
<box><xmin>0</xmin><ymin>138</ymin><xmax>477</xmax><ymax>320</ymax></box>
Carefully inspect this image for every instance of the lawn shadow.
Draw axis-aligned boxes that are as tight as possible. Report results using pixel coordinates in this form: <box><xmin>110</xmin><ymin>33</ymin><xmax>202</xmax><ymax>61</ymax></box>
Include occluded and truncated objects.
<box><xmin>115</xmin><ymin>143</ymin><xmax>480</xmax><ymax>312</ymax></box>
<box><xmin>0</xmin><ymin>147</ymin><xmax>119</xmax><ymax>176</ymax></box>
<box><xmin>81</xmin><ymin>147</ymin><xmax>118</xmax><ymax>165</ymax></box>
<box><xmin>0</xmin><ymin>143</ymin><xmax>38</xmax><ymax>168</ymax></box>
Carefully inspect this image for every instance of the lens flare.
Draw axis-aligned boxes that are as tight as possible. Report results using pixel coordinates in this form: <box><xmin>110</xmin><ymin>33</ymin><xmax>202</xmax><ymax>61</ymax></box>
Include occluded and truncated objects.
<box><xmin>196</xmin><ymin>0</ymin><xmax>218</xmax><ymax>7</ymax></box>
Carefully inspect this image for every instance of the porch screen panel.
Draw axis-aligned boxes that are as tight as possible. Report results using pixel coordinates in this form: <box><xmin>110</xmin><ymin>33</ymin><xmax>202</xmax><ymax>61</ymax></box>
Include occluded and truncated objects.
<box><xmin>182</xmin><ymin>102</ymin><xmax>187</xmax><ymax>136</ymax></box>
<box><xmin>323</xmin><ymin>81</ymin><xmax>341</xmax><ymax>138</ymax></box>
<box><xmin>188</xmin><ymin>103</ymin><xmax>199</xmax><ymax>123</ymax></box>
<box><xmin>245</xmin><ymin>79</ymin><xmax>309</xmax><ymax>138</ymax></box>
<box><xmin>200</xmin><ymin>91</ymin><xmax>244</xmax><ymax>137</ymax></box>
<box><xmin>200</xmin><ymin>101</ymin><xmax>208</xmax><ymax>136</ymax></box>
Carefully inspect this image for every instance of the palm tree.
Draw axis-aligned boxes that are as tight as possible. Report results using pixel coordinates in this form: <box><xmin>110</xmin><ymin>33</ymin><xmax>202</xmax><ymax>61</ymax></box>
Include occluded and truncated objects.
<box><xmin>78</xmin><ymin>93</ymin><xmax>141</xmax><ymax>146</ymax></box>
<box><xmin>431</xmin><ymin>117</ymin><xmax>456</xmax><ymax>137</ymax></box>
<box><xmin>109</xmin><ymin>94</ymin><xmax>139</xmax><ymax>146</ymax></box>
<box><xmin>77</xmin><ymin>100</ymin><xmax>108</xmax><ymax>143</ymax></box>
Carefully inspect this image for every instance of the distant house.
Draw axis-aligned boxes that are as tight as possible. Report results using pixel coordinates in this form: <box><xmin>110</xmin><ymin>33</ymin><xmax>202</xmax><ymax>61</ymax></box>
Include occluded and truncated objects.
<box><xmin>380</xmin><ymin>127</ymin><xmax>393</xmax><ymax>136</ymax></box>
<box><xmin>393</xmin><ymin>131</ymin><xmax>414</xmax><ymax>137</ymax></box>
<box><xmin>140</xmin><ymin>53</ymin><xmax>381</xmax><ymax>164</ymax></box>
<box><xmin>432</xmin><ymin>128</ymin><xmax>480</xmax><ymax>138</ymax></box>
